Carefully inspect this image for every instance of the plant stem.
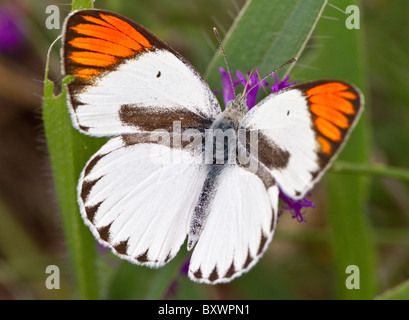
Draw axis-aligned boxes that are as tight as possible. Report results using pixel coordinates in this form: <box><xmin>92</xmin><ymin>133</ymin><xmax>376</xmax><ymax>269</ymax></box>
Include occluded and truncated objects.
<box><xmin>331</xmin><ymin>161</ymin><xmax>409</xmax><ymax>182</ymax></box>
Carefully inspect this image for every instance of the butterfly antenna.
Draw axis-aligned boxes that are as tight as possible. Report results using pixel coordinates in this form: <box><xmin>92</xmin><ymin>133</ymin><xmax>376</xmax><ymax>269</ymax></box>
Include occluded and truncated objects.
<box><xmin>242</xmin><ymin>68</ymin><xmax>255</xmax><ymax>93</ymax></box>
<box><xmin>274</xmin><ymin>57</ymin><xmax>298</xmax><ymax>74</ymax></box>
<box><xmin>246</xmin><ymin>57</ymin><xmax>298</xmax><ymax>97</ymax></box>
<box><xmin>213</xmin><ymin>27</ymin><xmax>236</xmax><ymax>99</ymax></box>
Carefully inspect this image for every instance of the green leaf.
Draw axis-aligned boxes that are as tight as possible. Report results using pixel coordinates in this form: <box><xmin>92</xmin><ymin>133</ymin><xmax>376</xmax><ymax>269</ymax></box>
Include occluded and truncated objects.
<box><xmin>43</xmin><ymin>77</ymin><xmax>105</xmax><ymax>299</ymax></box>
<box><xmin>205</xmin><ymin>0</ymin><xmax>327</xmax><ymax>92</ymax></box>
<box><xmin>376</xmin><ymin>279</ymin><xmax>409</xmax><ymax>300</ymax></box>
<box><xmin>42</xmin><ymin>0</ymin><xmax>105</xmax><ymax>299</ymax></box>
<box><xmin>71</xmin><ymin>0</ymin><xmax>94</xmax><ymax>11</ymax></box>
<box><xmin>331</xmin><ymin>161</ymin><xmax>409</xmax><ymax>182</ymax></box>
<box><xmin>292</xmin><ymin>0</ymin><xmax>376</xmax><ymax>299</ymax></box>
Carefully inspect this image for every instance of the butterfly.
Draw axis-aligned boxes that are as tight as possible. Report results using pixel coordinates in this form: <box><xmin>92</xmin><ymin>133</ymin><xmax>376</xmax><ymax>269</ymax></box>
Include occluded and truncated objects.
<box><xmin>61</xmin><ymin>9</ymin><xmax>363</xmax><ymax>284</ymax></box>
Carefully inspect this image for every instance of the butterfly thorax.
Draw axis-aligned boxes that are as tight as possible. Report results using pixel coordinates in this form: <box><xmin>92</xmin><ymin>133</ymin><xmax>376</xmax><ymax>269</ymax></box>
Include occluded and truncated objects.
<box><xmin>211</xmin><ymin>94</ymin><xmax>248</xmax><ymax>131</ymax></box>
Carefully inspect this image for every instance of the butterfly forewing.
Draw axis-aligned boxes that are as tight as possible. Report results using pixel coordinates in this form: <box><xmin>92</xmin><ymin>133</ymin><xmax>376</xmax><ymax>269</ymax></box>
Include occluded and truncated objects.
<box><xmin>62</xmin><ymin>9</ymin><xmax>220</xmax><ymax>136</ymax></box>
<box><xmin>241</xmin><ymin>80</ymin><xmax>363</xmax><ymax>199</ymax></box>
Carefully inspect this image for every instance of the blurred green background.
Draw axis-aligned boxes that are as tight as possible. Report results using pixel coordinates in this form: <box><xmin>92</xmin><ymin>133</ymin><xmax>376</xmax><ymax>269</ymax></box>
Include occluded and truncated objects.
<box><xmin>0</xmin><ymin>0</ymin><xmax>408</xmax><ymax>299</ymax></box>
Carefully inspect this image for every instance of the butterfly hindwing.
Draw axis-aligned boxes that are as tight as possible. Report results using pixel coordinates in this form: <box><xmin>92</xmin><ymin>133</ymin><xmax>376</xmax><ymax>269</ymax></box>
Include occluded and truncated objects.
<box><xmin>62</xmin><ymin>9</ymin><xmax>220</xmax><ymax>136</ymax></box>
<box><xmin>79</xmin><ymin>134</ymin><xmax>207</xmax><ymax>266</ymax></box>
<box><xmin>241</xmin><ymin>80</ymin><xmax>363</xmax><ymax>199</ymax></box>
<box><xmin>188</xmin><ymin>165</ymin><xmax>279</xmax><ymax>284</ymax></box>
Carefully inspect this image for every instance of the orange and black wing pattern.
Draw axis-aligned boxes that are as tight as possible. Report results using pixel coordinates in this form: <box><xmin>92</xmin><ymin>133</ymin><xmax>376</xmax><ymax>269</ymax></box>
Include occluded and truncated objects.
<box><xmin>62</xmin><ymin>9</ymin><xmax>172</xmax><ymax>82</ymax></box>
<box><xmin>298</xmin><ymin>80</ymin><xmax>362</xmax><ymax>169</ymax></box>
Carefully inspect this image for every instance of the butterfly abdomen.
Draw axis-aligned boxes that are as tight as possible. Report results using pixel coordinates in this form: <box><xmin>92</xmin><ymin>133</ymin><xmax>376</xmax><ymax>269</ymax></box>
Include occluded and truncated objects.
<box><xmin>187</xmin><ymin>164</ymin><xmax>224</xmax><ymax>250</ymax></box>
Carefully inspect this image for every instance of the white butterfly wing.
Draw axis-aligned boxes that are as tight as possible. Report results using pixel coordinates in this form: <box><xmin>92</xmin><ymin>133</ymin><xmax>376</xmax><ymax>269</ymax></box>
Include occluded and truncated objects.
<box><xmin>188</xmin><ymin>165</ymin><xmax>278</xmax><ymax>284</ymax></box>
<box><xmin>79</xmin><ymin>134</ymin><xmax>207</xmax><ymax>266</ymax></box>
<box><xmin>62</xmin><ymin>9</ymin><xmax>220</xmax><ymax>136</ymax></box>
<box><xmin>241</xmin><ymin>80</ymin><xmax>363</xmax><ymax>199</ymax></box>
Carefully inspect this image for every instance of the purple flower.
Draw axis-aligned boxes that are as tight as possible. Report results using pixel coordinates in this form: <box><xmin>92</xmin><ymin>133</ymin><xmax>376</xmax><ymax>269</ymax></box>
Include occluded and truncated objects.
<box><xmin>218</xmin><ymin>67</ymin><xmax>235</xmax><ymax>107</ymax></box>
<box><xmin>219</xmin><ymin>67</ymin><xmax>268</xmax><ymax>109</ymax></box>
<box><xmin>235</xmin><ymin>69</ymin><xmax>268</xmax><ymax>109</ymax></box>
<box><xmin>0</xmin><ymin>4</ymin><xmax>25</xmax><ymax>53</ymax></box>
<box><xmin>218</xmin><ymin>67</ymin><xmax>314</xmax><ymax>222</ymax></box>
<box><xmin>271</xmin><ymin>73</ymin><xmax>297</xmax><ymax>93</ymax></box>
<box><xmin>218</xmin><ymin>67</ymin><xmax>297</xmax><ymax>109</ymax></box>
<box><xmin>279</xmin><ymin>190</ymin><xmax>315</xmax><ymax>223</ymax></box>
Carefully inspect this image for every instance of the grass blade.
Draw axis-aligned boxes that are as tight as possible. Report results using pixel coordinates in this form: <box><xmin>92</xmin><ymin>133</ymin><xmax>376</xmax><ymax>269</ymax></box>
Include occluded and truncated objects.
<box><xmin>42</xmin><ymin>0</ymin><xmax>105</xmax><ymax>299</ymax></box>
<box><xmin>205</xmin><ymin>0</ymin><xmax>327</xmax><ymax>91</ymax></box>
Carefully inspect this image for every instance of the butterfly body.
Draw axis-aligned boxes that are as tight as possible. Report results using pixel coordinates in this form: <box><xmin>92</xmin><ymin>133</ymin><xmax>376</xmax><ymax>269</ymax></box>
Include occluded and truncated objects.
<box><xmin>62</xmin><ymin>9</ymin><xmax>363</xmax><ymax>284</ymax></box>
<box><xmin>220</xmin><ymin>93</ymin><xmax>248</xmax><ymax>124</ymax></box>
<box><xmin>188</xmin><ymin>95</ymin><xmax>250</xmax><ymax>249</ymax></box>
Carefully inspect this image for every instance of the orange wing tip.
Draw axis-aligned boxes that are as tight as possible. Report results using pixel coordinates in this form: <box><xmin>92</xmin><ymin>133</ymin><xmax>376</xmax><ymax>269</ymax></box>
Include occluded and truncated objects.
<box><xmin>69</xmin><ymin>51</ymin><xmax>117</xmax><ymax>67</ymax></box>
<box><xmin>99</xmin><ymin>13</ymin><xmax>153</xmax><ymax>50</ymax></box>
<box><xmin>314</xmin><ymin>117</ymin><xmax>342</xmax><ymax>142</ymax></box>
<box><xmin>71</xmin><ymin>24</ymin><xmax>143</xmax><ymax>52</ymax></box>
<box><xmin>69</xmin><ymin>37</ymin><xmax>134</xmax><ymax>58</ymax></box>
<box><xmin>306</xmin><ymin>82</ymin><xmax>348</xmax><ymax>96</ymax></box>
<box><xmin>309</xmin><ymin>94</ymin><xmax>356</xmax><ymax>115</ymax></box>
<box><xmin>337</xmin><ymin>90</ymin><xmax>358</xmax><ymax>100</ymax></box>
<box><xmin>310</xmin><ymin>103</ymin><xmax>350</xmax><ymax>129</ymax></box>
<box><xmin>73</xmin><ymin>68</ymin><xmax>100</xmax><ymax>79</ymax></box>
<box><xmin>80</xmin><ymin>14</ymin><xmax>115</xmax><ymax>29</ymax></box>
<box><xmin>318</xmin><ymin>136</ymin><xmax>332</xmax><ymax>154</ymax></box>
<box><xmin>76</xmin><ymin>13</ymin><xmax>153</xmax><ymax>51</ymax></box>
